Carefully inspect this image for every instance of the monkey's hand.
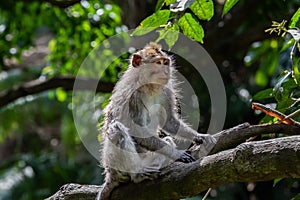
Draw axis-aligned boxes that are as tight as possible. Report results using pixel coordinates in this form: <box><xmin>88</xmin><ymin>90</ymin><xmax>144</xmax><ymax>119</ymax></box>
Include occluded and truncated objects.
<box><xmin>190</xmin><ymin>134</ymin><xmax>217</xmax><ymax>159</ymax></box>
<box><xmin>175</xmin><ymin>151</ymin><xmax>195</xmax><ymax>163</ymax></box>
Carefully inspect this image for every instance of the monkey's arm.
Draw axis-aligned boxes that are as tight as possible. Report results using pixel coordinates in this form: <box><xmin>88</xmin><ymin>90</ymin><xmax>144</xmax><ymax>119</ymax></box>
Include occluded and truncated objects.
<box><xmin>162</xmin><ymin>117</ymin><xmax>216</xmax><ymax>158</ymax></box>
<box><xmin>161</xmin><ymin>87</ymin><xmax>216</xmax><ymax>139</ymax></box>
<box><xmin>133</xmin><ymin>135</ymin><xmax>194</xmax><ymax>163</ymax></box>
<box><xmin>162</xmin><ymin>115</ymin><xmax>200</xmax><ymax>141</ymax></box>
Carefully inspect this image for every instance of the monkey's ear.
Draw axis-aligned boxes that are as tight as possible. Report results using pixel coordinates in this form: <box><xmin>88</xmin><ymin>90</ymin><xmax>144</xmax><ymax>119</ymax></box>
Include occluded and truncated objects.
<box><xmin>132</xmin><ymin>54</ymin><xmax>142</xmax><ymax>67</ymax></box>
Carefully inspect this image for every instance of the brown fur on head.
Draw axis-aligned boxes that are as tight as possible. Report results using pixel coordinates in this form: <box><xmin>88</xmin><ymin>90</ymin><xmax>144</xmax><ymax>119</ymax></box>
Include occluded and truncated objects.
<box><xmin>130</xmin><ymin>42</ymin><xmax>172</xmax><ymax>68</ymax></box>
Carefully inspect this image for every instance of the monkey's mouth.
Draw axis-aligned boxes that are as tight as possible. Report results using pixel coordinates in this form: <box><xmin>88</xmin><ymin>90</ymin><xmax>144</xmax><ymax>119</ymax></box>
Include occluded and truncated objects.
<box><xmin>157</xmin><ymin>77</ymin><xmax>169</xmax><ymax>84</ymax></box>
<box><xmin>154</xmin><ymin>74</ymin><xmax>169</xmax><ymax>80</ymax></box>
<box><xmin>158</xmin><ymin>77</ymin><xmax>169</xmax><ymax>80</ymax></box>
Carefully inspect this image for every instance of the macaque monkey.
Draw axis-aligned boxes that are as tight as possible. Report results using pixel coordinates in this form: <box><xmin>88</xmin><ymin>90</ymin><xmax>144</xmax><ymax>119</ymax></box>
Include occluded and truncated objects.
<box><xmin>97</xmin><ymin>42</ymin><xmax>216</xmax><ymax>200</ymax></box>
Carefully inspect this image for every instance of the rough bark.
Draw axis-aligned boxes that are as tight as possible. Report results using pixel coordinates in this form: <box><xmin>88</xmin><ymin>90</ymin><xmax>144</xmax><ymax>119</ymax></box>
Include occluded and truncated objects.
<box><xmin>46</xmin><ymin>123</ymin><xmax>300</xmax><ymax>200</ymax></box>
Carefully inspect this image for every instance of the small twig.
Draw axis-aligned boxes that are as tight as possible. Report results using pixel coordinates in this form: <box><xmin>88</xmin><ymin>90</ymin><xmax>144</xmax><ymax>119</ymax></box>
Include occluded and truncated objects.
<box><xmin>287</xmin><ymin>28</ymin><xmax>300</xmax><ymax>77</ymax></box>
<box><xmin>282</xmin><ymin>108</ymin><xmax>300</xmax><ymax>122</ymax></box>
<box><xmin>290</xmin><ymin>41</ymin><xmax>297</xmax><ymax>76</ymax></box>
<box><xmin>265</xmin><ymin>20</ymin><xmax>288</xmax><ymax>36</ymax></box>
<box><xmin>266</xmin><ymin>22</ymin><xmax>300</xmax><ymax>76</ymax></box>
<box><xmin>252</xmin><ymin>102</ymin><xmax>300</xmax><ymax>126</ymax></box>
<box><xmin>202</xmin><ymin>188</ymin><xmax>211</xmax><ymax>200</ymax></box>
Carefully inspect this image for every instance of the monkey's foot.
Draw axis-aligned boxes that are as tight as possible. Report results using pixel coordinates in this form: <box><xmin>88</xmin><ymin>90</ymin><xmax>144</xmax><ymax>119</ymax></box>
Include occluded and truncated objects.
<box><xmin>132</xmin><ymin>167</ymin><xmax>160</xmax><ymax>183</ymax></box>
<box><xmin>175</xmin><ymin>151</ymin><xmax>195</xmax><ymax>163</ymax></box>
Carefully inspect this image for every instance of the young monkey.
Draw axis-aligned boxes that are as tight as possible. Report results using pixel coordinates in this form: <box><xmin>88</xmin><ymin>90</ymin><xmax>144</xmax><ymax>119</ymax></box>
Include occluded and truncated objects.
<box><xmin>97</xmin><ymin>42</ymin><xmax>216</xmax><ymax>200</ymax></box>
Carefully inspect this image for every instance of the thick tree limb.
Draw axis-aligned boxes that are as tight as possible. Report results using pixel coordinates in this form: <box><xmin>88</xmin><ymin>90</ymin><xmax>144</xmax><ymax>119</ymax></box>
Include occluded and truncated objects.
<box><xmin>11</xmin><ymin>0</ymin><xmax>81</xmax><ymax>8</ymax></box>
<box><xmin>0</xmin><ymin>77</ymin><xmax>114</xmax><ymax>107</ymax></box>
<box><xmin>46</xmin><ymin>124</ymin><xmax>300</xmax><ymax>200</ymax></box>
<box><xmin>211</xmin><ymin>123</ymin><xmax>300</xmax><ymax>153</ymax></box>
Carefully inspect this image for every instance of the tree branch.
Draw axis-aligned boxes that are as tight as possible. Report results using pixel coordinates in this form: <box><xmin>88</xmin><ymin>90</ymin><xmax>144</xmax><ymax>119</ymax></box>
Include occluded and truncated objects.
<box><xmin>0</xmin><ymin>77</ymin><xmax>114</xmax><ymax>108</ymax></box>
<box><xmin>211</xmin><ymin>123</ymin><xmax>300</xmax><ymax>153</ymax></box>
<box><xmin>12</xmin><ymin>0</ymin><xmax>81</xmax><ymax>8</ymax></box>
<box><xmin>46</xmin><ymin>123</ymin><xmax>300</xmax><ymax>200</ymax></box>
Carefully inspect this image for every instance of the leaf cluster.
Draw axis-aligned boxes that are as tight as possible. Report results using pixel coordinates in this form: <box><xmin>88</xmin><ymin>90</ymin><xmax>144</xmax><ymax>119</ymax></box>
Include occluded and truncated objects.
<box><xmin>252</xmin><ymin>10</ymin><xmax>300</xmax><ymax>126</ymax></box>
<box><xmin>132</xmin><ymin>0</ymin><xmax>239</xmax><ymax>48</ymax></box>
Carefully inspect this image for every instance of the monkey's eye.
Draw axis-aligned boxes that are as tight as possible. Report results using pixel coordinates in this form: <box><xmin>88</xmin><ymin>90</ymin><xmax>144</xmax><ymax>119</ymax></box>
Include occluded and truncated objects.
<box><xmin>154</xmin><ymin>58</ymin><xmax>170</xmax><ymax>65</ymax></box>
<box><xmin>163</xmin><ymin>59</ymin><xmax>170</xmax><ymax>65</ymax></box>
<box><xmin>156</xmin><ymin>60</ymin><xmax>162</xmax><ymax>65</ymax></box>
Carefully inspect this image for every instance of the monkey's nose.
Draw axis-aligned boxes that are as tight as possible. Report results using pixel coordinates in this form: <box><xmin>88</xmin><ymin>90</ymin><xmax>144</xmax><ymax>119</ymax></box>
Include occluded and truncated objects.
<box><xmin>164</xmin><ymin>68</ymin><xmax>169</xmax><ymax>75</ymax></box>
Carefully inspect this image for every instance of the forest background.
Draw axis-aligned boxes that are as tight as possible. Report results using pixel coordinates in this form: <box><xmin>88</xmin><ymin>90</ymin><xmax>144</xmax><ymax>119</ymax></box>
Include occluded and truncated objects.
<box><xmin>0</xmin><ymin>0</ymin><xmax>300</xmax><ymax>199</ymax></box>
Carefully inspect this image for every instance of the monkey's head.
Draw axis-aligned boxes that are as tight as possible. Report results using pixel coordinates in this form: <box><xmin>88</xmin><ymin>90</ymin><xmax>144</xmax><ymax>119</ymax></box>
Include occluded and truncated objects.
<box><xmin>130</xmin><ymin>42</ymin><xmax>173</xmax><ymax>86</ymax></box>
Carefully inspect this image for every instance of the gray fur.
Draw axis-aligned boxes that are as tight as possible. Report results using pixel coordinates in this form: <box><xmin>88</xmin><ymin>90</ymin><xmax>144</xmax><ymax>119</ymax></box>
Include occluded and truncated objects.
<box><xmin>97</xmin><ymin>42</ymin><xmax>216</xmax><ymax>200</ymax></box>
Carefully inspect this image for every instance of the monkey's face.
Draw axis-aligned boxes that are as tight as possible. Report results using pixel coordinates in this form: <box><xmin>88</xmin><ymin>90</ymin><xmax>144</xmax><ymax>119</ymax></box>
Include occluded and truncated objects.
<box><xmin>134</xmin><ymin>56</ymin><xmax>171</xmax><ymax>86</ymax></box>
<box><xmin>131</xmin><ymin>44</ymin><xmax>172</xmax><ymax>86</ymax></box>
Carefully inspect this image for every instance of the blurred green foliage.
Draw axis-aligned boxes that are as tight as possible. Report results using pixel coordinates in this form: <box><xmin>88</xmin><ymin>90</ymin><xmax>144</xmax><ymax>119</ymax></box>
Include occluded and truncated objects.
<box><xmin>250</xmin><ymin>12</ymin><xmax>300</xmax><ymax>127</ymax></box>
<box><xmin>0</xmin><ymin>0</ymin><xmax>123</xmax><ymax>199</ymax></box>
<box><xmin>0</xmin><ymin>0</ymin><xmax>300</xmax><ymax>199</ymax></box>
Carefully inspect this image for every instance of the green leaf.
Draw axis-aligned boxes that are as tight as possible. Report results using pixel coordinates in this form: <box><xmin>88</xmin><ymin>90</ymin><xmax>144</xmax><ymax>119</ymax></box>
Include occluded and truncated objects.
<box><xmin>276</xmin><ymin>97</ymin><xmax>297</xmax><ymax>112</ymax></box>
<box><xmin>56</xmin><ymin>88</ymin><xmax>67</xmax><ymax>102</ymax></box>
<box><xmin>222</xmin><ymin>0</ymin><xmax>239</xmax><ymax>16</ymax></box>
<box><xmin>155</xmin><ymin>0</ymin><xmax>165</xmax><ymax>11</ymax></box>
<box><xmin>290</xmin><ymin>8</ymin><xmax>300</xmax><ymax>28</ymax></box>
<box><xmin>132</xmin><ymin>10</ymin><xmax>171</xmax><ymax>36</ymax></box>
<box><xmin>255</xmin><ymin>70</ymin><xmax>268</xmax><ymax>87</ymax></box>
<box><xmin>252</xmin><ymin>88</ymin><xmax>273</xmax><ymax>101</ymax></box>
<box><xmin>190</xmin><ymin>0</ymin><xmax>214</xmax><ymax>21</ymax></box>
<box><xmin>165</xmin><ymin>0</ymin><xmax>176</xmax><ymax>6</ymax></box>
<box><xmin>178</xmin><ymin>13</ymin><xmax>204</xmax><ymax>43</ymax></box>
<box><xmin>82</xmin><ymin>21</ymin><xmax>91</xmax><ymax>31</ymax></box>
<box><xmin>273</xmin><ymin>178</ymin><xmax>282</xmax><ymax>187</ymax></box>
<box><xmin>273</xmin><ymin>71</ymin><xmax>298</xmax><ymax>102</ymax></box>
<box><xmin>156</xmin><ymin>24</ymin><xmax>180</xmax><ymax>49</ymax></box>
<box><xmin>280</xmin><ymin>38</ymin><xmax>294</xmax><ymax>53</ymax></box>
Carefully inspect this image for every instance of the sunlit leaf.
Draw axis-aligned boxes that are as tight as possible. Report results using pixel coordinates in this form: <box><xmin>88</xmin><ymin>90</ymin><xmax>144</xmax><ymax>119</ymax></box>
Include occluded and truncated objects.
<box><xmin>178</xmin><ymin>13</ymin><xmax>204</xmax><ymax>43</ymax></box>
<box><xmin>222</xmin><ymin>0</ymin><xmax>239</xmax><ymax>16</ymax></box>
<box><xmin>255</xmin><ymin>70</ymin><xmax>268</xmax><ymax>87</ymax></box>
<box><xmin>156</xmin><ymin>24</ymin><xmax>179</xmax><ymax>48</ymax></box>
<box><xmin>280</xmin><ymin>38</ymin><xmax>294</xmax><ymax>52</ymax></box>
<box><xmin>273</xmin><ymin>178</ymin><xmax>282</xmax><ymax>187</ymax></box>
<box><xmin>82</xmin><ymin>21</ymin><xmax>91</xmax><ymax>31</ymax></box>
<box><xmin>166</xmin><ymin>0</ymin><xmax>177</xmax><ymax>6</ymax></box>
<box><xmin>155</xmin><ymin>0</ymin><xmax>165</xmax><ymax>11</ymax></box>
<box><xmin>49</xmin><ymin>39</ymin><xmax>57</xmax><ymax>52</ymax></box>
<box><xmin>56</xmin><ymin>88</ymin><xmax>67</xmax><ymax>102</ymax></box>
<box><xmin>190</xmin><ymin>0</ymin><xmax>214</xmax><ymax>21</ymax></box>
<box><xmin>42</xmin><ymin>66</ymin><xmax>55</xmax><ymax>76</ymax></box>
<box><xmin>132</xmin><ymin>10</ymin><xmax>171</xmax><ymax>36</ymax></box>
<box><xmin>290</xmin><ymin>8</ymin><xmax>300</xmax><ymax>28</ymax></box>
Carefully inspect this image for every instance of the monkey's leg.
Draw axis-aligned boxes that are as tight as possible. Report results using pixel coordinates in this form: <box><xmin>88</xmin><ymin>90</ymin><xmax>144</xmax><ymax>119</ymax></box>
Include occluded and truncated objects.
<box><xmin>141</xmin><ymin>136</ymin><xmax>176</xmax><ymax>169</ymax></box>
<box><xmin>133</xmin><ymin>136</ymin><xmax>184</xmax><ymax>183</ymax></box>
<box><xmin>96</xmin><ymin>170</ymin><xmax>120</xmax><ymax>200</ymax></box>
<box><xmin>101</xmin><ymin>121</ymin><xmax>163</xmax><ymax>195</ymax></box>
